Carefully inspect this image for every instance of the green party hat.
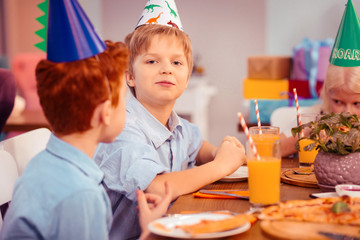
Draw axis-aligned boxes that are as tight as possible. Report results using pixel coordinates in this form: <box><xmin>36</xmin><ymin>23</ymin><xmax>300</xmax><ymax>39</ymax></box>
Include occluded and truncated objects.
<box><xmin>330</xmin><ymin>0</ymin><xmax>360</xmax><ymax>67</ymax></box>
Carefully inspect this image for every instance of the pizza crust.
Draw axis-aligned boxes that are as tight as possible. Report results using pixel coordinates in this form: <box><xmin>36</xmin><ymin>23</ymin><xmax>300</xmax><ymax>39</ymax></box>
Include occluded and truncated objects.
<box><xmin>259</xmin><ymin>196</ymin><xmax>360</xmax><ymax>226</ymax></box>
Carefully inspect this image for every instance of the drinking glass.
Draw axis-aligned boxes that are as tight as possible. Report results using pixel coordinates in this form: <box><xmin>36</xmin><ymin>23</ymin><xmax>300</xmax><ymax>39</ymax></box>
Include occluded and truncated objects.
<box><xmin>298</xmin><ymin>113</ymin><xmax>319</xmax><ymax>167</ymax></box>
<box><xmin>247</xmin><ymin>126</ymin><xmax>281</xmax><ymax>210</ymax></box>
<box><xmin>249</xmin><ymin>126</ymin><xmax>280</xmax><ymax>156</ymax></box>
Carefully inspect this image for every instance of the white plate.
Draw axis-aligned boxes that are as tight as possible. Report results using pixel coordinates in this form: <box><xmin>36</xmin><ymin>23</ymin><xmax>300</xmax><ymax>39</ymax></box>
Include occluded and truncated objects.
<box><xmin>335</xmin><ymin>184</ymin><xmax>360</xmax><ymax>197</ymax></box>
<box><xmin>148</xmin><ymin>212</ymin><xmax>251</xmax><ymax>239</ymax></box>
<box><xmin>219</xmin><ymin>166</ymin><xmax>248</xmax><ymax>182</ymax></box>
<box><xmin>310</xmin><ymin>192</ymin><xmax>339</xmax><ymax>198</ymax></box>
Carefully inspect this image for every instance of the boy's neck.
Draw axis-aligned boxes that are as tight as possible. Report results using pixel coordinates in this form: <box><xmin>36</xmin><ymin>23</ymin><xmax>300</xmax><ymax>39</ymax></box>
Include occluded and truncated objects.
<box><xmin>56</xmin><ymin>130</ymin><xmax>99</xmax><ymax>158</ymax></box>
<box><xmin>141</xmin><ymin>101</ymin><xmax>174</xmax><ymax>129</ymax></box>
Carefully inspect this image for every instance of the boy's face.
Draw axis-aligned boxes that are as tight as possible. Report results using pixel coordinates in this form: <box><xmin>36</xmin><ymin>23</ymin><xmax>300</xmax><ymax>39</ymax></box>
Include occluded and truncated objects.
<box><xmin>128</xmin><ymin>34</ymin><xmax>189</xmax><ymax>107</ymax></box>
<box><xmin>329</xmin><ymin>87</ymin><xmax>360</xmax><ymax>117</ymax></box>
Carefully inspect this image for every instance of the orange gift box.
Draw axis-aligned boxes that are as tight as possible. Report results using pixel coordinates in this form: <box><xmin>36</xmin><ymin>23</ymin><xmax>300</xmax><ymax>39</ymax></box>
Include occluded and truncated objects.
<box><xmin>243</xmin><ymin>78</ymin><xmax>289</xmax><ymax>99</ymax></box>
<box><xmin>248</xmin><ymin>56</ymin><xmax>291</xmax><ymax>79</ymax></box>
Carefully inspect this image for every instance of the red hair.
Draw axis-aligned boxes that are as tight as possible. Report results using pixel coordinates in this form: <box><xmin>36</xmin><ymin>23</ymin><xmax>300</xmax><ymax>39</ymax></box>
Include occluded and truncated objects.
<box><xmin>36</xmin><ymin>40</ymin><xmax>129</xmax><ymax>134</ymax></box>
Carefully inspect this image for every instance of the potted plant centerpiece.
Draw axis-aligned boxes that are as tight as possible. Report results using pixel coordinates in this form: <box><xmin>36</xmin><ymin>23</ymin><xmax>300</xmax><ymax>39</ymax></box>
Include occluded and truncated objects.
<box><xmin>292</xmin><ymin>112</ymin><xmax>360</xmax><ymax>190</ymax></box>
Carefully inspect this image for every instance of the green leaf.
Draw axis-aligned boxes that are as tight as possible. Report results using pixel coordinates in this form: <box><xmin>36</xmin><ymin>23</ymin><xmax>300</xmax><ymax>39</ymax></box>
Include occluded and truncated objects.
<box><xmin>293</xmin><ymin>112</ymin><xmax>360</xmax><ymax>155</ymax></box>
<box><xmin>291</xmin><ymin>126</ymin><xmax>302</xmax><ymax>137</ymax></box>
<box><xmin>294</xmin><ymin>140</ymin><xmax>300</xmax><ymax>151</ymax></box>
<box><xmin>303</xmin><ymin>142</ymin><xmax>316</xmax><ymax>151</ymax></box>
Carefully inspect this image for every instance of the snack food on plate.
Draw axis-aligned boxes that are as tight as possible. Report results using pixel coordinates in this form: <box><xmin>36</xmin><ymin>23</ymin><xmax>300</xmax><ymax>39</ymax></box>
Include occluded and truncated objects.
<box><xmin>176</xmin><ymin>214</ymin><xmax>251</xmax><ymax>235</ymax></box>
<box><xmin>259</xmin><ymin>196</ymin><xmax>360</xmax><ymax>225</ymax></box>
<box><xmin>151</xmin><ymin>213</ymin><xmax>256</xmax><ymax>236</ymax></box>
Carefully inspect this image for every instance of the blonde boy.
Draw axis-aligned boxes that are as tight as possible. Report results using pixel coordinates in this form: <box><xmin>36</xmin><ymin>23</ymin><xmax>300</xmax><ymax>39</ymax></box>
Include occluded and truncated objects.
<box><xmin>0</xmin><ymin>0</ymin><xmax>171</xmax><ymax>239</ymax></box>
<box><xmin>94</xmin><ymin>1</ymin><xmax>246</xmax><ymax>239</ymax></box>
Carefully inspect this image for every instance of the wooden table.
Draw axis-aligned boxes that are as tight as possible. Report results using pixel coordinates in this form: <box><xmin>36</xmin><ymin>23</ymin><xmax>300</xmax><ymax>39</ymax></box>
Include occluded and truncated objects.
<box><xmin>147</xmin><ymin>157</ymin><xmax>321</xmax><ymax>239</ymax></box>
<box><xmin>3</xmin><ymin>110</ymin><xmax>51</xmax><ymax>132</ymax></box>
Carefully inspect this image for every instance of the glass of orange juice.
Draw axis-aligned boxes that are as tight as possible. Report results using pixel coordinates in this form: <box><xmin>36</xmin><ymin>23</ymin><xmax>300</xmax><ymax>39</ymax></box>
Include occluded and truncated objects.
<box><xmin>249</xmin><ymin>126</ymin><xmax>280</xmax><ymax>156</ymax></box>
<box><xmin>247</xmin><ymin>126</ymin><xmax>281</xmax><ymax>210</ymax></box>
<box><xmin>298</xmin><ymin>113</ymin><xmax>319</xmax><ymax>167</ymax></box>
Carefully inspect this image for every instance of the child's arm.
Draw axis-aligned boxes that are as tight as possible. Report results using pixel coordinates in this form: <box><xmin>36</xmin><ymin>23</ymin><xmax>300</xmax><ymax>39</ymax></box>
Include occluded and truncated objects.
<box><xmin>195</xmin><ymin>140</ymin><xmax>217</xmax><ymax>165</ymax></box>
<box><xmin>280</xmin><ymin>126</ymin><xmax>312</xmax><ymax>157</ymax></box>
<box><xmin>145</xmin><ymin>136</ymin><xmax>246</xmax><ymax>200</ymax></box>
<box><xmin>138</xmin><ymin>182</ymin><xmax>172</xmax><ymax>240</ymax></box>
<box><xmin>280</xmin><ymin>133</ymin><xmax>298</xmax><ymax>157</ymax></box>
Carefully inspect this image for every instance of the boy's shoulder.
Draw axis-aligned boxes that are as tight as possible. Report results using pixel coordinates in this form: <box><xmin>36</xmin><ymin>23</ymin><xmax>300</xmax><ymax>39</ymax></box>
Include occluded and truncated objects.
<box><xmin>18</xmin><ymin>135</ymin><xmax>105</xmax><ymax>202</ymax></box>
<box><xmin>20</xmin><ymin>151</ymin><xmax>101</xmax><ymax>198</ymax></box>
<box><xmin>3</xmin><ymin>155</ymin><xmax>108</xmax><ymax>239</ymax></box>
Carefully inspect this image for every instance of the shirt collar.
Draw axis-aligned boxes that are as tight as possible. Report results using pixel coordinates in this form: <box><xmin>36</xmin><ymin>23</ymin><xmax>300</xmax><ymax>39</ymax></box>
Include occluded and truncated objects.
<box><xmin>127</xmin><ymin>95</ymin><xmax>183</xmax><ymax>148</ymax></box>
<box><xmin>46</xmin><ymin>134</ymin><xmax>104</xmax><ymax>184</ymax></box>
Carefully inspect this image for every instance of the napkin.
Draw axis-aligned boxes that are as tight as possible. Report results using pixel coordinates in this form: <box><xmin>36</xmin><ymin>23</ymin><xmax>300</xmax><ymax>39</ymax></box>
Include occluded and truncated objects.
<box><xmin>193</xmin><ymin>190</ymin><xmax>250</xmax><ymax>199</ymax></box>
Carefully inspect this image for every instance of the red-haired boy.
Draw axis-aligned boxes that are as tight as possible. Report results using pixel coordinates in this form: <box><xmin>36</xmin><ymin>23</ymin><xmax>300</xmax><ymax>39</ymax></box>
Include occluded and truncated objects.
<box><xmin>0</xmin><ymin>0</ymin><xmax>171</xmax><ymax>239</ymax></box>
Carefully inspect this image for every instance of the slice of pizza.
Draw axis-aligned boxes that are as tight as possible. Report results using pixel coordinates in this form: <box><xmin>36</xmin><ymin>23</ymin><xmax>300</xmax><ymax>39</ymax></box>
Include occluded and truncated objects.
<box><xmin>259</xmin><ymin>196</ymin><xmax>360</xmax><ymax>226</ymax></box>
<box><xmin>176</xmin><ymin>213</ymin><xmax>255</xmax><ymax>236</ymax></box>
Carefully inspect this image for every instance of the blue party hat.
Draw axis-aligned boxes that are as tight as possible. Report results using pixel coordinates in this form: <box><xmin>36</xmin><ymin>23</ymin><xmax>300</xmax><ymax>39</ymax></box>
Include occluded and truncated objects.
<box><xmin>47</xmin><ymin>0</ymin><xmax>106</xmax><ymax>63</ymax></box>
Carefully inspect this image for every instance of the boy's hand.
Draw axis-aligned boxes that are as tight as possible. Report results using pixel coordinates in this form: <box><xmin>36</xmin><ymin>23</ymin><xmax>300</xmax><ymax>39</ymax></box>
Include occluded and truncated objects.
<box><xmin>214</xmin><ymin>136</ymin><xmax>246</xmax><ymax>175</ymax></box>
<box><xmin>137</xmin><ymin>182</ymin><xmax>172</xmax><ymax>240</ymax></box>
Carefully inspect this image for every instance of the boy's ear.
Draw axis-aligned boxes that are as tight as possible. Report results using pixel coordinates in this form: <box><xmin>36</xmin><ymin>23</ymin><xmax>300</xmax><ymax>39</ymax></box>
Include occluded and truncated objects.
<box><xmin>101</xmin><ymin>100</ymin><xmax>112</xmax><ymax>126</ymax></box>
<box><xmin>91</xmin><ymin>100</ymin><xmax>112</xmax><ymax>127</ymax></box>
<box><xmin>125</xmin><ymin>70</ymin><xmax>135</xmax><ymax>87</ymax></box>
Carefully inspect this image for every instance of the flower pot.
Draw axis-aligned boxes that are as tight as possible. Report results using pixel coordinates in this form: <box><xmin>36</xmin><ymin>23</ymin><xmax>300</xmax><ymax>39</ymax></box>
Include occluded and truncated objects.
<box><xmin>314</xmin><ymin>152</ymin><xmax>360</xmax><ymax>189</ymax></box>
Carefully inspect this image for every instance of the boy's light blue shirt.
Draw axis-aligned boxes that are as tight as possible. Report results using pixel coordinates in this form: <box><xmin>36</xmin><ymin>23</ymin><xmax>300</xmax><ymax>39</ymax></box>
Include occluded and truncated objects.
<box><xmin>0</xmin><ymin>134</ymin><xmax>112</xmax><ymax>240</ymax></box>
<box><xmin>94</xmin><ymin>95</ymin><xmax>202</xmax><ymax>239</ymax></box>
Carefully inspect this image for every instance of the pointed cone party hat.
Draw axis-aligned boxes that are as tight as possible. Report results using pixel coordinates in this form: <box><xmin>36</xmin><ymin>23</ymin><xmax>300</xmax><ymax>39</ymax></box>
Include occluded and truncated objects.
<box><xmin>47</xmin><ymin>0</ymin><xmax>106</xmax><ymax>63</ymax></box>
<box><xmin>135</xmin><ymin>0</ymin><xmax>183</xmax><ymax>31</ymax></box>
<box><xmin>330</xmin><ymin>0</ymin><xmax>360</xmax><ymax>67</ymax></box>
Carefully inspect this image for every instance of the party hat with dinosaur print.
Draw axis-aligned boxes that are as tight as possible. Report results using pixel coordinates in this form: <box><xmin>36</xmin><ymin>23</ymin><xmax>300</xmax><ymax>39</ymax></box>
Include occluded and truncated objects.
<box><xmin>135</xmin><ymin>0</ymin><xmax>183</xmax><ymax>31</ymax></box>
<box><xmin>330</xmin><ymin>0</ymin><xmax>360</xmax><ymax>67</ymax></box>
<box><xmin>47</xmin><ymin>0</ymin><xmax>106</xmax><ymax>63</ymax></box>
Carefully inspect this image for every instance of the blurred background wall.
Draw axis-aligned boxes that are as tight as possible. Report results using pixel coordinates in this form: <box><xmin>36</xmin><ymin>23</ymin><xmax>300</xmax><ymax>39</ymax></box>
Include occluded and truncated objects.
<box><xmin>1</xmin><ymin>0</ymin><xmax>356</xmax><ymax>145</ymax></box>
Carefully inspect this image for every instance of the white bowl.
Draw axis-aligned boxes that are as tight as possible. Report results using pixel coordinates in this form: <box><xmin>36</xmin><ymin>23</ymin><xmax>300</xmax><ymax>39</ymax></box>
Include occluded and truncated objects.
<box><xmin>335</xmin><ymin>184</ymin><xmax>360</xmax><ymax>198</ymax></box>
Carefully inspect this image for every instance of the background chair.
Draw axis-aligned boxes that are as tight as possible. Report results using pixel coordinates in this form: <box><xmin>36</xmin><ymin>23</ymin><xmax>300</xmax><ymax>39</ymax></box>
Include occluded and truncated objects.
<box><xmin>270</xmin><ymin>106</ymin><xmax>298</xmax><ymax>137</ymax></box>
<box><xmin>0</xmin><ymin>128</ymin><xmax>51</xmax><ymax>175</ymax></box>
<box><xmin>270</xmin><ymin>106</ymin><xmax>319</xmax><ymax>137</ymax></box>
<box><xmin>0</xmin><ymin>69</ymin><xmax>16</xmax><ymax>133</ymax></box>
<box><xmin>0</xmin><ymin>150</ymin><xmax>18</xmax><ymax>229</ymax></box>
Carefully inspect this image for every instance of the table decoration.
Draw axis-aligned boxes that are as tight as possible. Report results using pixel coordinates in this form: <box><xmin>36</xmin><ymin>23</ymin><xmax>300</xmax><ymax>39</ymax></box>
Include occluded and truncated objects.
<box><xmin>292</xmin><ymin>112</ymin><xmax>360</xmax><ymax>189</ymax></box>
<box><xmin>280</xmin><ymin>167</ymin><xmax>318</xmax><ymax>188</ymax></box>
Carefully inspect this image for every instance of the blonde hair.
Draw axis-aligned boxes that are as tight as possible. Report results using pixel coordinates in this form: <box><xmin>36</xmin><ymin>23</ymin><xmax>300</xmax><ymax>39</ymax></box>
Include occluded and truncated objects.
<box><xmin>321</xmin><ymin>64</ymin><xmax>360</xmax><ymax>113</ymax></box>
<box><xmin>125</xmin><ymin>24</ymin><xmax>193</xmax><ymax>96</ymax></box>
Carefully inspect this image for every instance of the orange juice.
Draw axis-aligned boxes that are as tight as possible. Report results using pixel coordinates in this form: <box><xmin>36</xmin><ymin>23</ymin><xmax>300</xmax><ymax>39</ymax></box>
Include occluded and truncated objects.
<box><xmin>248</xmin><ymin>157</ymin><xmax>281</xmax><ymax>205</ymax></box>
<box><xmin>298</xmin><ymin>139</ymin><xmax>319</xmax><ymax>165</ymax></box>
<box><xmin>251</xmin><ymin>134</ymin><xmax>280</xmax><ymax>157</ymax></box>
